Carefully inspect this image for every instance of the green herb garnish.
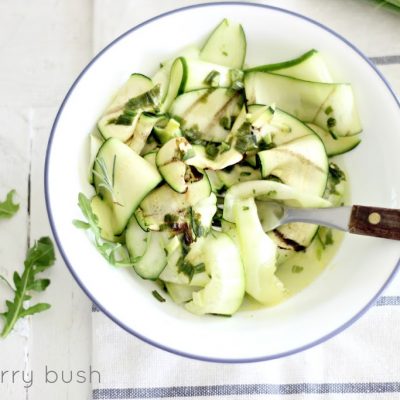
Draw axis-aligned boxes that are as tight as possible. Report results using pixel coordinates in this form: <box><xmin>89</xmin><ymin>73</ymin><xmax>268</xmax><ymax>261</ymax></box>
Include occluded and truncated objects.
<box><xmin>177</xmin><ymin>257</ymin><xmax>206</xmax><ymax>281</ymax></box>
<box><xmin>258</xmin><ymin>141</ymin><xmax>276</xmax><ymax>151</ymax></box>
<box><xmin>210</xmin><ymin>313</ymin><xmax>232</xmax><ymax>317</ymax></box>
<box><xmin>190</xmin><ymin>208</ymin><xmax>206</xmax><ymax>238</ymax></box>
<box><xmin>291</xmin><ymin>265</ymin><xmax>304</xmax><ymax>274</ymax></box>
<box><xmin>164</xmin><ymin>213</ymin><xmax>179</xmax><ymax>224</ymax></box>
<box><xmin>126</xmin><ymin>84</ymin><xmax>161</xmax><ymax>111</ymax></box>
<box><xmin>235</xmin><ymin>134</ymin><xmax>258</xmax><ymax>153</ymax></box>
<box><xmin>219</xmin><ymin>116</ymin><xmax>232</xmax><ymax>130</ymax></box>
<box><xmin>240</xmin><ymin>171</ymin><xmax>251</xmax><ymax>177</ymax></box>
<box><xmin>112</xmin><ymin>85</ymin><xmax>161</xmax><ymax>126</ymax></box>
<box><xmin>0</xmin><ymin>190</ymin><xmax>19</xmax><ymax>220</ymax></box>
<box><xmin>204</xmin><ymin>70</ymin><xmax>221</xmax><ymax>87</ymax></box>
<box><xmin>219</xmin><ymin>142</ymin><xmax>231</xmax><ymax>154</ymax></box>
<box><xmin>205</xmin><ymin>143</ymin><xmax>219</xmax><ymax>160</ymax></box>
<box><xmin>234</xmin><ymin>121</ymin><xmax>258</xmax><ymax>153</ymax></box>
<box><xmin>114</xmin><ymin>110</ymin><xmax>137</xmax><ymax>126</ymax></box>
<box><xmin>324</xmin><ymin>230</ymin><xmax>334</xmax><ymax>246</ymax></box>
<box><xmin>325</xmin><ymin>162</ymin><xmax>346</xmax><ymax>196</ymax></box>
<box><xmin>193</xmin><ymin>263</ymin><xmax>206</xmax><ymax>274</ymax></box>
<box><xmin>242</xmin><ymin>206</ymin><xmax>249</xmax><ymax>211</ymax></box>
<box><xmin>92</xmin><ymin>156</ymin><xmax>120</xmax><ymax>205</ymax></box>
<box><xmin>324</xmin><ymin>106</ymin><xmax>333</xmax><ymax>115</ymax></box>
<box><xmin>152</xmin><ymin>290</ymin><xmax>166</xmax><ymax>303</ymax></box>
<box><xmin>317</xmin><ymin>228</ymin><xmax>335</xmax><ymax>251</ymax></box>
<box><xmin>0</xmin><ymin>237</ymin><xmax>55</xmax><ymax>338</ymax></box>
<box><xmin>73</xmin><ymin>193</ymin><xmax>132</xmax><ymax>267</ymax></box>
<box><xmin>329</xmin><ymin>162</ymin><xmax>346</xmax><ymax>185</ymax></box>
<box><xmin>327</xmin><ymin>117</ymin><xmax>336</xmax><ymax>128</ymax></box>
<box><xmin>183</xmin><ymin>125</ymin><xmax>207</xmax><ymax>146</ymax></box>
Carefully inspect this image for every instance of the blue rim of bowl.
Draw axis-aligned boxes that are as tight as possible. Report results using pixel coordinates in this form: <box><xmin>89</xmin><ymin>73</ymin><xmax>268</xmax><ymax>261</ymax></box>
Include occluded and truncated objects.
<box><xmin>45</xmin><ymin>1</ymin><xmax>400</xmax><ymax>363</ymax></box>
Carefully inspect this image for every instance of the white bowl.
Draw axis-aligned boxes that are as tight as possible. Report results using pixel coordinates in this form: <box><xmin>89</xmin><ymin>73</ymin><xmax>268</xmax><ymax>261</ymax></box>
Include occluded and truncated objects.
<box><xmin>45</xmin><ymin>2</ymin><xmax>400</xmax><ymax>362</ymax></box>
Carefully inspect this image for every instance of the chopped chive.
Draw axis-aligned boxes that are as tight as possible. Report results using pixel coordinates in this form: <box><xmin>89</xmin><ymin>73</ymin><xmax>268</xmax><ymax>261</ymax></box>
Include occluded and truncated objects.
<box><xmin>219</xmin><ymin>116</ymin><xmax>232</xmax><ymax>130</ymax></box>
<box><xmin>328</xmin><ymin>130</ymin><xmax>338</xmax><ymax>140</ymax></box>
<box><xmin>329</xmin><ymin>162</ymin><xmax>346</xmax><ymax>184</ymax></box>
<box><xmin>267</xmin><ymin>190</ymin><xmax>277</xmax><ymax>197</ymax></box>
<box><xmin>258</xmin><ymin>141</ymin><xmax>276</xmax><ymax>151</ymax></box>
<box><xmin>124</xmin><ymin>109</ymin><xmax>136</xmax><ymax>117</ymax></box>
<box><xmin>126</xmin><ymin>84</ymin><xmax>161</xmax><ymax>110</ymax></box>
<box><xmin>210</xmin><ymin>313</ymin><xmax>232</xmax><ymax>317</ymax></box>
<box><xmin>234</xmin><ymin>134</ymin><xmax>258</xmax><ymax>153</ymax></box>
<box><xmin>204</xmin><ymin>70</ymin><xmax>221</xmax><ymax>86</ymax></box>
<box><xmin>327</xmin><ymin>117</ymin><xmax>336</xmax><ymax>128</ymax></box>
<box><xmin>324</xmin><ymin>106</ymin><xmax>333</xmax><ymax>115</ymax></box>
<box><xmin>324</xmin><ymin>230</ymin><xmax>334</xmax><ymax>246</ymax></box>
<box><xmin>291</xmin><ymin>265</ymin><xmax>304</xmax><ymax>274</ymax></box>
<box><xmin>152</xmin><ymin>290</ymin><xmax>166</xmax><ymax>302</ymax></box>
<box><xmin>115</xmin><ymin>113</ymin><xmax>135</xmax><ymax>125</ymax></box>
<box><xmin>242</xmin><ymin>206</ymin><xmax>249</xmax><ymax>211</ymax></box>
<box><xmin>164</xmin><ymin>213</ymin><xmax>179</xmax><ymax>224</ymax></box>
<box><xmin>193</xmin><ymin>263</ymin><xmax>206</xmax><ymax>273</ymax></box>
<box><xmin>240</xmin><ymin>171</ymin><xmax>252</xmax><ymax>177</ymax></box>
<box><xmin>111</xmin><ymin>154</ymin><xmax>117</xmax><ymax>188</ymax></box>
<box><xmin>205</xmin><ymin>143</ymin><xmax>219</xmax><ymax>160</ymax></box>
<box><xmin>222</xmin><ymin>51</ymin><xmax>228</xmax><ymax>56</ymax></box>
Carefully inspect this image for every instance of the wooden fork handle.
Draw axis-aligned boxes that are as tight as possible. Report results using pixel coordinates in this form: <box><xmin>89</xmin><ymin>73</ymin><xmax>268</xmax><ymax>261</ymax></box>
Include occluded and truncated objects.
<box><xmin>349</xmin><ymin>205</ymin><xmax>400</xmax><ymax>240</ymax></box>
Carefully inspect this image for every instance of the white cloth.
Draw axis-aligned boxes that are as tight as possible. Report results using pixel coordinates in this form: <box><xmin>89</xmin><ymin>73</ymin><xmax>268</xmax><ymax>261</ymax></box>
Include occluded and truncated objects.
<box><xmin>91</xmin><ymin>1</ymin><xmax>400</xmax><ymax>399</ymax></box>
<box><xmin>92</xmin><ymin>293</ymin><xmax>400</xmax><ymax>399</ymax></box>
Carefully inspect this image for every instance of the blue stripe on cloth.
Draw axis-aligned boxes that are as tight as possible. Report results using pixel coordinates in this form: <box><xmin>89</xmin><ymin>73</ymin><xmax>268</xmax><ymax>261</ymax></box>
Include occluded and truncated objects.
<box><xmin>91</xmin><ymin>296</ymin><xmax>400</xmax><ymax>313</ymax></box>
<box><xmin>369</xmin><ymin>55</ymin><xmax>400</xmax><ymax>65</ymax></box>
<box><xmin>375</xmin><ymin>296</ymin><xmax>400</xmax><ymax>306</ymax></box>
<box><xmin>92</xmin><ymin>382</ymin><xmax>400</xmax><ymax>399</ymax></box>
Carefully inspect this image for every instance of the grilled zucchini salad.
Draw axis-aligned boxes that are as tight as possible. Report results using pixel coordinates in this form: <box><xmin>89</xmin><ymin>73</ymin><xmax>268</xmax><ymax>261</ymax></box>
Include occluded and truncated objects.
<box><xmin>75</xmin><ymin>19</ymin><xmax>361</xmax><ymax>316</ymax></box>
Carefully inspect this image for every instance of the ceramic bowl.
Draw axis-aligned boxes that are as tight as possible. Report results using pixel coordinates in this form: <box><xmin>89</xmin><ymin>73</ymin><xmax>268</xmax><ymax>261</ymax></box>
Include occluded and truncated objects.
<box><xmin>45</xmin><ymin>2</ymin><xmax>400</xmax><ymax>362</ymax></box>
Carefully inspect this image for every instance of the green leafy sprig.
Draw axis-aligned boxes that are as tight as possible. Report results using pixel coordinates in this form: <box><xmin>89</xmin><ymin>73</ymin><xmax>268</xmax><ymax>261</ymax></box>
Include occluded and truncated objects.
<box><xmin>92</xmin><ymin>156</ymin><xmax>121</xmax><ymax>206</ymax></box>
<box><xmin>73</xmin><ymin>193</ymin><xmax>131</xmax><ymax>267</ymax></box>
<box><xmin>0</xmin><ymin>190</ymin><xmax>20</xmax><ymax>219</ymax></box>
<box><xmin>0</xmin><ymin>237</ymin><xmax>55</xmax><ymax>338</ymax></box>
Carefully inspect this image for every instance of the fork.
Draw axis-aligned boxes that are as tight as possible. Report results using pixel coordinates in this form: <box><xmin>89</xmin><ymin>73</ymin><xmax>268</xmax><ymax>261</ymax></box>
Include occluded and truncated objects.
<box><xmin>256</xmin><ymin>202</ymin><xmax>400</xmax><ymax>240</ymax></box>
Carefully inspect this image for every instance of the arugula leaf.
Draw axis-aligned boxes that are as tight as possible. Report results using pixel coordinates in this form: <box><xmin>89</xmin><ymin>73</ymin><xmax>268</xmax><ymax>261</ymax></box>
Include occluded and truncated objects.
<box><xmin>74</xmin><ymin>193</ymin><xmax>101</xmax><ymax>237</ymax></box>
<box><xmin>73</xmin><ymin>193</ymin><xmax>132</xmax><ymax>267</ymax></box>
<box><xmin>0</xmin><ymin>190</ymin><xmax>20</xmax><ymax>219</ymax></box>
<box><xmin>0</xmin><ymin>237</ymin><xmax>55</xmax><ymax>338</ymax></box>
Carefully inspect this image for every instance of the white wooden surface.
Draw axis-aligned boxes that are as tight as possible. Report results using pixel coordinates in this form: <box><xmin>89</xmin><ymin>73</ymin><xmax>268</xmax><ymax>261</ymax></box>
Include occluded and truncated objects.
<box><xmin>0</xmin><ymin>1</ymin><xmax>93</xmax><ymax>399</ymax></box>
<box><xmin>0</xmin><ymin>0</ymin><xmax>398</xmax><ymax>399</ymax></box>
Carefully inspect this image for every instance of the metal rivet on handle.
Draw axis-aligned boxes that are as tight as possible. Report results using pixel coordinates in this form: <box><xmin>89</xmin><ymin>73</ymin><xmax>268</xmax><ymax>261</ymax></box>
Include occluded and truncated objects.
<box><xmin>368</xmin><ymin>212</ymin><xmax>381</xmax><ymax>225</ymax></box>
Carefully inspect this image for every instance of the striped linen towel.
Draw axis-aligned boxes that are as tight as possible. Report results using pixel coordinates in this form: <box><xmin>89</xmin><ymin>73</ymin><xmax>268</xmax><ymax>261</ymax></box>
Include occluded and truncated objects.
<box><xmin>91</xmin><ymin>1</ymin><xmax>400</xmax><ymax>399</ymax></box>
<box><xmin>91</xmin><ymin>290</ymin><xmax>400</xmax><ymax>399</ymax></box>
